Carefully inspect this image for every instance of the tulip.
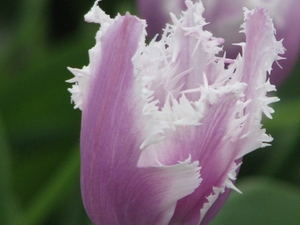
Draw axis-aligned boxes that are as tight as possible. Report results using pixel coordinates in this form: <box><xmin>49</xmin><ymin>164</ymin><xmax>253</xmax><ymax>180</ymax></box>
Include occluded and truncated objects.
<box><xmin>68</xmin><ymin>0</ymin><xmax>284</xmax><ymax>224</ymax></box>
<box><xmin>138</xmin><ymin>0</ymin><xmax>300</xmax><ymax>85</ymax></box>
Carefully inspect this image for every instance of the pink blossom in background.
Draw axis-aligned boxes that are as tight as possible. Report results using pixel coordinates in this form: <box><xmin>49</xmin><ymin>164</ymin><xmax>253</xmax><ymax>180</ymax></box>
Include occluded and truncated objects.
<box><xmin>138</xmin><ymin>0</ymin><xmax>300</xmax><ymax>85</ymax></box>
<box><xmin>68</xmin><ymin>0</ymin><xmax>284</xmax><ymax>224</ymax></box>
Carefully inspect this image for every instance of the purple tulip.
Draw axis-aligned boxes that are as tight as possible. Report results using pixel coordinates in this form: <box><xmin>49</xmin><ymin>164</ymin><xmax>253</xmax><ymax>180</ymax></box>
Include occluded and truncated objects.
<box><xmin>68</xmin><ymin>0</ymin><xmax>284</xmax><ymax>224</ymax></box>
<box><xmin>138</xmin><ymin>0</ymin><xmax>300</xmax><ymax>86</ymax></box>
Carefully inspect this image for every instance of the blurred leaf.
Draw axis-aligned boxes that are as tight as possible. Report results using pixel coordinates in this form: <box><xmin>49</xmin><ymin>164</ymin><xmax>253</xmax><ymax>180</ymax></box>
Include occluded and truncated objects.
<box><xmin>264</xmin><ymin>99</ymin><xmax>300</xmax><ymax>128</ymax></box>
<box><xmin>0</xmin><ymin>14</ymin><xmax>96</xmax><ymax>205</ymax></box>
<box><xmin>211</xmin><ymin>177</ymin><xmax>300</xmax><ymax>225</ymax></box>
<box><xmin>0</xmin><ymin>113</ymin><xmax>22</xmax><ymax>225</ymax></box>
<box><xmin>277</xmin><ymin>56</ymin><xmax>300</xmax><ymax>100</ymax></box>
<box><xmin>24</xmin><ymin>145</ymin><xmax>80</xmax><ymax>225</ymax></box>
<box><xmin>261</xmin><ymin>125</ymin><xmax>300</xmax><ymax>177</ymax></box>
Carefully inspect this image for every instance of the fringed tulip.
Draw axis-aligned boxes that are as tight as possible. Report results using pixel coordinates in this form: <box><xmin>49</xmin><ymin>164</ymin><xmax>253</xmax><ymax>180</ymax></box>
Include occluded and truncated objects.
<box><xmin>138</xmin><ymin>0</ymin><xmax>299</xmax><ymax>85</ymax></box>
<box><xmin>68</xmin><ymin>0</ymin><xmax>284</xmax><ymax>224</ymax></box>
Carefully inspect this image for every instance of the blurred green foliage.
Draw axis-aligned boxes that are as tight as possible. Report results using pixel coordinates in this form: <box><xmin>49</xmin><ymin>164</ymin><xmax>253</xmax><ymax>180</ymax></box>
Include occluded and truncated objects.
<box><xmin>0</xmin><ymin>0</ymin><xmax>299</xmax><ymax>224</ymax></box>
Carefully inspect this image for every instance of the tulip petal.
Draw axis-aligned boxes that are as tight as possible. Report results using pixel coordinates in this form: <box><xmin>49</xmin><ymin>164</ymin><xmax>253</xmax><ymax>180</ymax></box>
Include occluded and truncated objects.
<box><xmin>233</xmin><ymin>7</ymin><xmax>283</xmax><ymax>158</ymax></box>
<box><xmin>69</xmin><ymin>2</ymin><xmax>203</xmax><ymax>224</ymax></box>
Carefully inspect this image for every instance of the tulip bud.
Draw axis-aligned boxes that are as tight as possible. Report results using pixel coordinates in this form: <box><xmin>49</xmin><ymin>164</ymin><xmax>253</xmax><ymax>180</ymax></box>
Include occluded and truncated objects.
<box><xmin>68</xmin><ymin>1</ymin><xmax>284</xmax><ymax>224</ymax></box>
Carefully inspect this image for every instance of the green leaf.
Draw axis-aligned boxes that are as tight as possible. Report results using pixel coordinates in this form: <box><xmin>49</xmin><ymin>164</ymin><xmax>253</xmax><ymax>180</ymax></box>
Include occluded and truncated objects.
<box><xmin>211</xmin><ymin>177</ymin><xmax>300</xmax><ymax>225</ymax></box>
<box><xmin>24</xmin><ymin>146</ymin><xmax>80</xmax><ymax>225</ymax></box>
<box><xmin>0</xmin><ymin>113</ymin><xmax>22</xmax><ymax>225</ymax></box>
<box><xmin>264</xmin><ymin>99</ymin><xmax>300</xmax><ymax>129</ymax></box>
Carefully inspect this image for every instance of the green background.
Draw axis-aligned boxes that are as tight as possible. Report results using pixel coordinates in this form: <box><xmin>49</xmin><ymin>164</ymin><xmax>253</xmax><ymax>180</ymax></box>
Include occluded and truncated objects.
<box><xmin>0</xmin><ymin>0</ymin><xmax>299</xmax><ymax>224</ymax></box>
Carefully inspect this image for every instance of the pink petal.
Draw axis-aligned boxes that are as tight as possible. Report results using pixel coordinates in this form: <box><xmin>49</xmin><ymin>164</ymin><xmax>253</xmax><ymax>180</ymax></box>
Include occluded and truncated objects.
<box><xmin>71</xmin><ymin>2</ymin><xmax>201</xmax><ymax>224</ymax></box>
